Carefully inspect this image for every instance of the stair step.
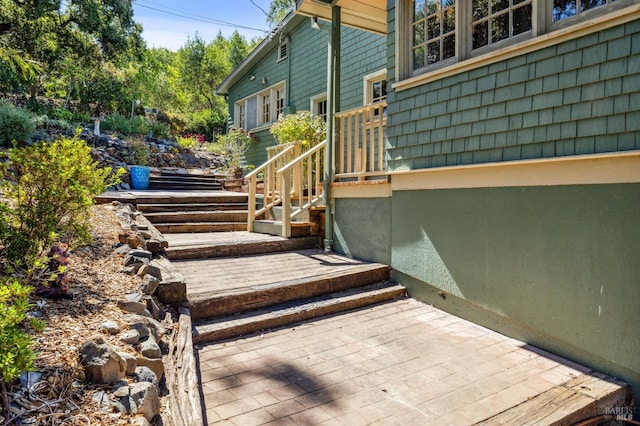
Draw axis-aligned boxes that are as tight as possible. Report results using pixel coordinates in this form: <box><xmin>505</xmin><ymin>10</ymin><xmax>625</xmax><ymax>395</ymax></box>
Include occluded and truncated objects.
<box><xmin>148</xmin><ymin>182</ymin><xmax>223</xmax><ymax>191</ymax></box>
<box><xmin>186</xmin><ymin>258</ymin><xmax>390</xmax><ymax>319</ymax></box>
<box><xmin>192</xmin><ymin>282</ymin><xmax>406</xmax><ymax>344</ymax></box>
<box><xmin>154</xmin><ymin>222</ymin><xmax>247</xmax><ymax>233</ymax></box>
<box><xmin>144</xmin><ymin>210</ymin><xmax>248</xmax><ymax>224</ymax></box>
<box><xmin>166</xmin><ymin>235</ymin><xmax>320</xmax><ymax>260</ymax></box>
<box><xmin>137</xmin><ymin>203</ymin><xmax>248</xmax><ymax>213</ymax></box>
<box><xmin>152</xmin><ymin>174</ymin><xmax>222</xmax><ymax>183</ymax></box>
<box><xmin>132</xmin><ymin>194</ymin><xmax>249</xmax><ymax>204</ymax></box>
<box><xmin>253</xmin><ymin>220</ymin><xmax>313</xmax><ymax>237</ymax></box>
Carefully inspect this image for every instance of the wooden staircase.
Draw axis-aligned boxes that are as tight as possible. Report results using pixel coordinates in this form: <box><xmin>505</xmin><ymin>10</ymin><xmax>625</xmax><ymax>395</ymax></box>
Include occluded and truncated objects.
<box><xmin>148</xmin><ymin>170</ymin><xmax>223</xmax><ymax>191</ymax></box>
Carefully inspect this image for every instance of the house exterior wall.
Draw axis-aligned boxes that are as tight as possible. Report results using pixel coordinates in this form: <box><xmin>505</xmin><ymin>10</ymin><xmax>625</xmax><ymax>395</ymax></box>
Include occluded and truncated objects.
<box><xmin>226</xmin><ymin>20</ymin><xmax>386</xmax><ymax>167</ymax></box>
<box><xmin>386</xmin><ymin>18</ymin><xmax>640</xmax><ymax>171</ymax></box>
<box><xmin>376</xmin><ymin>4</ymin><xmax>640</xmax><ymax>396</ymax></box>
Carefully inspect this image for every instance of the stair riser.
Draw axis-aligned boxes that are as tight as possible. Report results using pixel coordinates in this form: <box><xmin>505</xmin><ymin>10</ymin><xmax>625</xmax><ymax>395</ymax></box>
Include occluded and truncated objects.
<box><xmin>132</xmin><ymin>196</ymin><xmax>248</xmax><ymax>204</ymax></box>
<box><xmin>166</xmin><ymin>237</ymin><xmax>320</xmax><ymax>260</ymax></box>
<box><xmin>155</xmin><ymin>223</ymin><xmax>247</xmax><ymax>233</ymax></box>
<box><xmin>190</xmin><ymin>266</ymin><xmax>390</xmax><ymax>319</ymax></box>
<box><xmin>148</xmin><ymin>184</ymin><xmax>223</xmax><ymax>191</ymax></box>
<box><xmin>137</xmin><ymin>204</ymin><xmax>247</xmax><ymax>213</ymax></box>
<box><xmin>145</xmin><ymin>212</ymin><xmax>248</xmax><ymax>223</ymax></box>
<box><xmin>192</xmin><ymin>288</ymin><xmax>406</xmax><ymax>344</ymax></box>
<box><xmin>252</xmin><ymin>221</ymin><xmax>312</xmax><ymax>238</ymax></box>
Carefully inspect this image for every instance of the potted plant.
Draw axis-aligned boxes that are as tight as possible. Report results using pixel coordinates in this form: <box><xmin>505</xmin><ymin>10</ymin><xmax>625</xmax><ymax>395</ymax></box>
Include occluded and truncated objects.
<box><xmin>218</xmin><ymin>128</ymin><xmax>254</xmax><ymax>190</ymax></box>
<box><xmin>124</xmin><ymin>138</ymin><xmax>151</xmax><ymax>190</ymax></box>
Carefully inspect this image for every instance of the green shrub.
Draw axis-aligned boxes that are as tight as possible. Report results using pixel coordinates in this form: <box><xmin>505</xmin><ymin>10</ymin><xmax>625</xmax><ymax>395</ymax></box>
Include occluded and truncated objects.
<box><xmin>130</xmin><ymin>116</ymin><xmax>148</xmax><ymax>135</ymax></box>
<box><xmin>176</xmin><ymin>135</ymin><xmax>196</xmax><ymax>149</ymax></box>
<box><xmin>270</xmin><ymin>111</ymin><xmax>326</xmax><ymax>150</ymax></box>
<box><xmin>0</xmin><ymin>277</ymin><xmax>38</xmax><ymax>383</ymax></box>
<box><xmin>0</xmin><ymin>101</ymin><xmax>35</xmax><ymax>148</ymax></box>
<box><xmin>0</xmin><ymin>137</ymin><xmax>123</xmax><ymax>263</ymax></box>
<box><xmin>72</xmin><ymin>111</ymin><xmax>90</xmax><ymax>124</ymax></box>
<box><xmin>32</xmin><ymin>115</ymin><xmax>71</xmax><ymax>131</ymax></box>
<box><xmin>123</xmin><ymin>138</ymin><xmax>150</xmax><ymax>166</ymax></box>
<box><xmin>102</xmin><ymin>114</ymin><xmax>131</xmax><ymax>134</ymax></box>
<box><xmin>48</xmin><ymin>106</ymin><xmax>73</xmax><ymax>122</ymax></box>
<box><xmin>149</xmin><ymin>120</ymin><xmax>169</xmax><ymax>139</ymax></box>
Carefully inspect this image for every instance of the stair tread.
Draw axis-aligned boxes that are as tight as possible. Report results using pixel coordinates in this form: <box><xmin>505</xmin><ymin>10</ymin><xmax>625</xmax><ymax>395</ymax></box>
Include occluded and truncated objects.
<box><xmin>192</xmin><ymin>282</ymin><xmax>406</xmax><ymax>343</ymax></box>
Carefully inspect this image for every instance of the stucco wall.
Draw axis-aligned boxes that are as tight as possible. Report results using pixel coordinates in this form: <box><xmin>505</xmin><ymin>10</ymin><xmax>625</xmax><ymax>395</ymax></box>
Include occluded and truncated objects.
<box><xmin>390</xmin><ymin>183</ymin><xmax>640</xmax><ymax>395</ymax></box>
<box><xmin>385</xmin><ymin>16</ymin><xmax>640</xmax><ymax>171</ymax></box>
<box><xmin>332</xmin><ymin>197</ymin><xmax>392</xmax><ymax>265</ymax></box>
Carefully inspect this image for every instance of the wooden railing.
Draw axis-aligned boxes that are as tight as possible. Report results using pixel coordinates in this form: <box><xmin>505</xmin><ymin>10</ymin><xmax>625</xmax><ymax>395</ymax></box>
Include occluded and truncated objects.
<box><xmin>278</xmin><ymin>140</ymin><xmax>326</xmax><ymax>238</ymax></box>
<box><xmin>335</xmin><ymin>102</ymin><xmax>387</xmax><ymax>180</ymax></box>
<box><xmin>246</xmin><ymin>142</ymin><xmax>301</xmax><ymax>232</ymax></box>
<box><xmin>266</xmin><ymin>142</ymin><xmax>297</xmax><ymax>160</ymax></box>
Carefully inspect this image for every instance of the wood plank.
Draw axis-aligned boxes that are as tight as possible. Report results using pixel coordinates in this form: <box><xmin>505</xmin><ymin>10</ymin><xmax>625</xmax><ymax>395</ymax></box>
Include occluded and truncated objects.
<box><xmin>154</xmin><ymin>222</ymin><xmax>247</xmax><ymax>233</ymax></box>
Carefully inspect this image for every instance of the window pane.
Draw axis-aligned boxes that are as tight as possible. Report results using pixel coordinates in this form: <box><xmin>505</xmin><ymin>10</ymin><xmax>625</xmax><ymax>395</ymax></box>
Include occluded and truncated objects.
<box><xmin>428</xmin><ymin>40</ymin><xmax>441</xmax><ymax>64</ymax></box>
<box><xmin>444</xmin><ymin>7</ymin><xmax>455</xmax><ymax>32</ymax></box>
<box><xmin>553</xmin><ymin>0</ymin><xmax>577</xmax><ymax>20</ymax></box>
<box><xmin>473</xmin><ymin>21</ymin><xmax>489</xmax><ymax>49</ymax></box>
<box><xmin>246</xmin><ymin>97</ymin><xmax>257</xmax><ymax>130</ymax></box>
<box><xmin>414</xmin><ymin>0</ymin><xmax>426</xmax><ymax>20</ymax></box>
<box><xmin>513</xmin><ymin>3</ymin><xmax>532</xmax><ymax>35</ymax></box>
<box><xmin>413</xmin><ymin>46</ymin><xmax>425</xmax><ymax>70</ymax></box>
<box><xmin>443</xmin><ymin>34</ymin><xmax>456</xmax><ymax>59</ymax></box>
<box><xmin>426</xmin><ymin>0</ymin><xmax>438</xmax><ymax>14</ymax></box>
<box><xmin>427</xmin><ymin>15</ymin><xmax>441</xmax><ymax>38</ymax></box>
<box><xmin>473</xmin><ymin>0</ymin><xmax>488</xmax><ymax>21</ymax></box>
<box><xmin>414</xmin><ymin>22</ymin><xmax>425</xmax><ymax>45</ymax></box>
<box><xmin>581</xmin><ymin>0</ymin><xmax>607</xmax><ymax>12</ymax></box>
<box><xmin>491</xmin><ymin>0</ymin><xmax>509</xmax><ymax>13</ymax></box>
<box><xmin>491</xmin><ymin>12</ymin><xmax>510</xmax><ymax>43</ymax></box>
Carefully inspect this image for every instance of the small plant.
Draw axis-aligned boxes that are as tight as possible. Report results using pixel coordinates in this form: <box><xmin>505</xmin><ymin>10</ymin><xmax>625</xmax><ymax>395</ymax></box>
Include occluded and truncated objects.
<box><xmin>218</xmin><ymin>129</ymin><xmax>254</xmax><ymax>178</ymax></box>
<box><xmin>176</xmin><ymin>135</ymin><xmax>196</xmax><ymax>150</ymax></box>
<box><xmin>0</xmin><ymin>101</ymin><xmax>35</xmax><ymax>148</ymax></box>
<box><xmin>270</xmin><ymin>111</ymin><xmax>326</xmax><ymax>150</ymax></box>
<box><xmin>35</xmin><ymin>244</ymin><xmax>71</xmax><ymax>300</ymax></box>
<box><xmin>124</xmin><ymin>138</ymin><xmax>150</xmax><ymax>166</ymax></box>
<box><xmin>48</xmin><ymin>106</ymin><xmax>74</xmax><ymax>122</ymax></box>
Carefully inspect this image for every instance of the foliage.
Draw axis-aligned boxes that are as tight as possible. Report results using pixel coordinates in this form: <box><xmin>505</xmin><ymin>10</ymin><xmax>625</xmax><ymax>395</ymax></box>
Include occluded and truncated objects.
<box><xmin>32</xmin><ymin>115</ymin><xmax>71</xmax><ymax>131</ymax></box>
<box><xmin>270</xmin><ymin>111</ymin><xmax>326</xmax><ymax>150</ymax></box>
<box><xmin>0</xmin><ymin>101</ymin><xmax>35</xmax><ymax>148</ymax></box>
<box><xmin>267</xmin><ymin>0</ymin><xmax>296</xmax><ymax>29</ymax></box>
<box><xmin>123</xmin><ymin>138</ymin><xmax>150</xmax><ymax>166</ymax></box>
<box><xmin>217</xmin><ymin>129</ymin><xmax>254</xmax><ymax>177</ymax></box>
<box><xmin>48</xmin><ymin>106</ymin><xmax>74</xmax><ymax>122</ymax></box>
<box><xmin>0</xmin><ymin>137</ymin><xmax>123</xmax><ymax>264</ymax></box>
<box><xmin>0</xmin><ymin>277</ymin><xmax>37</xmax><ymax>383</ymax></box>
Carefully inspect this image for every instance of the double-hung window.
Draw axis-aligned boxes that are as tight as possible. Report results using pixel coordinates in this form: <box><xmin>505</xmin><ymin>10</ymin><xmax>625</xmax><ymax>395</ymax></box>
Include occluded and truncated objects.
<box><xmin>399</xmin><ymin>0</ymin><xmax>634</xmax><ymax>81</ymax></box>
<box><xmin>364</xmin><ymin>70</ymin><xmax>388</xmax><ymax>118</ymax></box>
<box><xmin>235</xmin><ymin>82</ymin><xmax>286</xmax><ymax>130</ymax></box>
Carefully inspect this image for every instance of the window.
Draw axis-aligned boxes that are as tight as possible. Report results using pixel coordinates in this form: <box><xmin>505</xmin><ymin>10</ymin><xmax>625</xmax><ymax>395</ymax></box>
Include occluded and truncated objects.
<box><xmin>552</xmin><ymin>0</ymin><xmax>618</xmax><ymax>22</ymax></box>
<box><xmin>311</xmin><ymin>93</ymin><xmax>328</xmax><ymax>121</ymax></box>
<box><xmin>412</xmin><ymin>0</ymin><xmax>456</xmax><ymax>69</ymax></box>
<box><xmin>399</xmin><ymin>0</ymin><xmax>632</xmax><ymax>80</ymax></box>
<box><xmin>278</xmin><ymin>40</ymin><xmax>288</xmax><ymax>61</ymax></box>
<box><xmin>235</xmin><ymin>82</ymin><xmax>286</xmax><ymax>130</ymax></box>
<box><xmin>364</xmin><ymin>70</ymin><xmax>388</xmax><ymax>105</ymax></box>
<box><xmin>471</xmin><ymin>0</ymin><xmax>533</xmax><ymax>50</ymax></box>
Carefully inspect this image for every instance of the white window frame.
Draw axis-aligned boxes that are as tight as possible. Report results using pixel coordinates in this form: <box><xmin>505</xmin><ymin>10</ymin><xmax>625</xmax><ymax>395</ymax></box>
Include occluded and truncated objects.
<box><xmin>396</xmin><ymin>0</ymin><xmax>638</xmax><ymax>83</ymax></box>
<box><xmin>310</xmin><ymin>92</ymin><xmax>328</xmax><ymax>122</ymax></box>
<box><xmin>235</xmin><ymin>81</ymin><xmax>286</xmax><ymax>130</ymax></box>
<box><xmin>363</xmin><ymin>69</ymin><xmax>388</xmax><ymax>106</ymax></box>
<box><xmin>277</xmin><ymin>39</ymin><xmax>288</xmax><ymax>62</ymax></box>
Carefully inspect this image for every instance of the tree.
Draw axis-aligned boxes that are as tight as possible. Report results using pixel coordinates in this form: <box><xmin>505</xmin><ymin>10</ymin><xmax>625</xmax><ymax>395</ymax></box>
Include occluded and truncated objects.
<box><xmin>267</xmin><ymin>0</ymin><xmax>295</xmax><ymax>29</ymax></box>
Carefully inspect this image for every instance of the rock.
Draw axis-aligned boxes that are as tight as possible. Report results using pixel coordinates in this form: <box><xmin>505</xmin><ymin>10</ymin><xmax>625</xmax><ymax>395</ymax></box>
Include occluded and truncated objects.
<box><xmin>131</xmin><ymin>418</ymin><xmax>151</xmax><ymax>426</ymax></box>
<box><xmin>117</xmin><ymin>351</ymin><xmax>137</xmax><ymax>375</ymax></box>
<box><xmin>145</xmin><ymin>239</ymin><xmax>164</xmax><ymax>256</ymax></box>
<box><xmin>125</xmin><ymin>292</ymin><xmax>143</xmax><ymax>303</ymax></box>
<box><xmin>119</xmin><ymin>329</ymin><xmax>141</xmax><ymax>345</ymax></box>
<box><xmin>117</xmin><ymin>299</ymin><xmax>147</xmax><ymax>315</ymax></box>
<box><xmin>136</xmin><ymin>356</ymin><xmax>165</xmax><ymax>381</ymax></box>
<box><xmin>126</xmin><ymin>234</ymin><xmax>143</xmax><ymax>248</ymax></box>
<box><xmin>134</xmin><ymin>366</ymin><xmax>158</xmax><ymax>387</ymax></box>
<box><xmin>139</xmin><ymin>336</ymin><xmax>162</xmax><ymax>359</ymax></box>
<box><xmin>140</xmin><ymin>275</ymin><xmax>160</xmax><ymax>295</ymax></box>
<box><xmin>19</xmin><ymin>371</ymin><xmax>42</xmax><ymax>388</ymax></box>
<box><xmin>122</xmin><ymin>314</ymin><xmax>167</xmax><ymax>340</ymax></box>
<box><xmin>100</xmin><ymin>320</ymin><xmax>121</xmax><ymax>335</ymax></box>
<box><xmin>114</xmin><ymin>244</ymin><xmax>133</xmax><ymax>255</ymax></box>
<box><xmin>79</xmin><ymin>335</ymin><xmax>126</xmax><ymax>384</ymax></box>
<box><xmin>127</xmin><ymin>249</ymin><xmax>152</xmax><ymax>261</ymax></box>
<box><xmin>130</xmin><ymin>381</ymin><xmax>160</xmax><ymax>421</ymax></box>
<box><xmin>129</xmin><ymin>321</ymin><xmax>149</xmax><ymax>339</ymax></box>
<box><xmin>153</xmin><ymin>258</ymin><xmax>187</xmax><ymax>304</ymax></box>
<box><xmin>145</xmin><ymin>296</ymin><xmax>165</xmax><ymax>321</ymax></box>
<box><xmin>124</xmin><ymin>255</ymin><xmax>150</xmax><ymax>267</ymax></box>
<box><xmin>137</xmin><ymin>263</ymin><xmax>162</xmax><ymax>280</ymax></box>
<box><xmin>92</xmin><ymin>390</ymin><xmax>110</xmax><ymax>411</ymax></box>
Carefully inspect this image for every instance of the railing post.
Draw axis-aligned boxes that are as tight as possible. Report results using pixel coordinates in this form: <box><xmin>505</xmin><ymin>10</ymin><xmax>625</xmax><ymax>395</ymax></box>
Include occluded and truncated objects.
<box><xmin>281</xmin><ymin>170</ymin><xmax>292</xmax><ymax>238</ymax></box>
<box><xmin>247</xmin><ymin>174</ymin><xmax>256</xmax><ymax>232</ymax></box>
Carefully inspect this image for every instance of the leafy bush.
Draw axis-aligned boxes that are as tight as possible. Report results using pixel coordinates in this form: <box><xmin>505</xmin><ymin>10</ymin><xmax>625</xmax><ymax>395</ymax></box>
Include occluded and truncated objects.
<box><xmin>148</xmin><ymin>120</ymin><xmax>169</xmax><ymax>139</ymax></box>
<box><xmin>123</xmin><ymin>138</ymin><xmax>150</xmax><ymax>166</ymax></box>
<box><xmin>0</xmin><ymin>277</ymin><xmax>38</xmax><ymax>383</ymax></box>
<box><xmin>32</xmin><ymin>115</ymin><xmax>72</xmax><ymax>131</ymax></box>
<box><xmin>48</xmin><ymin>106</ymin><xmax>73</xmax><ymax>122</ymax></box>
<box><xmin>72</xmin><ymin>111</ymin><xmax>90</xmax><ymax>124</ymax></box>
<box><xmin>0</xmin><ymin>137</ymin><xmax>123</xmax><ymax>264</ymax></box>
<box><xmin>130</xmin><ymin>116</ymin><xmax>148</xmax><ymax>135</ymax></box>
<box><xmin>217</xmin><ymin>129</ymin><xmax>254</xmax><ymax>177</ymax></box>
<box><xmin>270</xmin><ymin>111</ymin><xmax>326</xmax><ymax>150</ymax></box>
<box><xmin>102</xmin><ymin>114</ymin><xmax>132</xmax><ymax>134</ymax></box>
<box><xmin>0</xmin><ymin>101</ymin><xmax>35</xmax><ymax>148</ymax></box>
<box><xmin>176</xmin><ymin>135</ymin><xmax>196</xmax><ymax>150</ymax></box>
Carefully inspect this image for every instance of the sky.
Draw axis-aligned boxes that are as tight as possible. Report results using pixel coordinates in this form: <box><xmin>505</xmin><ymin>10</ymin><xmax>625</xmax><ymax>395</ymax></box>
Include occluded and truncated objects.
<box><xmin>132</xmin><ymin>0</ymin><xmax>274</xmax><ymax>51</ymax></box>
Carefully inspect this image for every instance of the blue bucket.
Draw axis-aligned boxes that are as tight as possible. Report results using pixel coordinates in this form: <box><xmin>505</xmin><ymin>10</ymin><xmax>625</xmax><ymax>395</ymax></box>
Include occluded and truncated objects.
<box><xmin>130</xmin><ymin>166</ymin><xmax>150</xmax><ymax>190</ymax></box>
